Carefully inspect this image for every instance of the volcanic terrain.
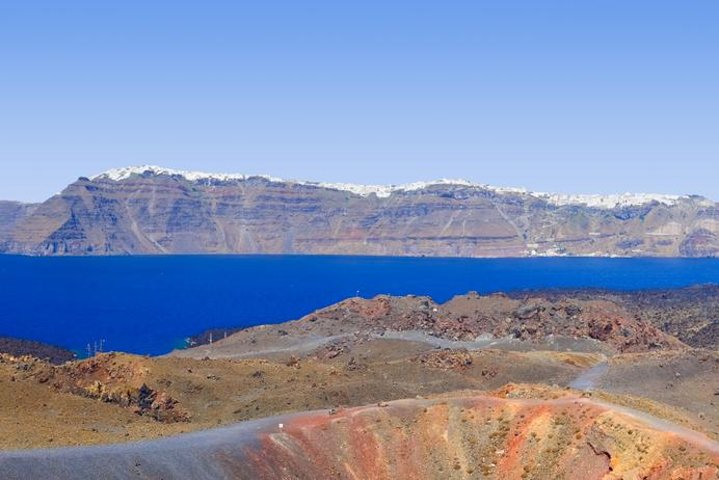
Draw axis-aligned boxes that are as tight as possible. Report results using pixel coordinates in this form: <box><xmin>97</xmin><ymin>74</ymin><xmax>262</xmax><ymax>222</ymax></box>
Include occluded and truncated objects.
<box><xmin>2</xmin><ymin>287</ymin><xmax>719</xmax><ymax>479</ymax></box>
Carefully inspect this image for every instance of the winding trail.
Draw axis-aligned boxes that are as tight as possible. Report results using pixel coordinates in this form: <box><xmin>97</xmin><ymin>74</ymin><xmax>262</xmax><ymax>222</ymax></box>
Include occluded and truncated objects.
<box><xmin>3</xmin><ymin>393</ymin><xmax>719</xmax><ymax>479</ymax></box>
<box><xmin>565</xmin><ymin>358</ymin><xmax>719</xmax><ymax>453</ymax></box>
<box><xmin>0</xmin><ymin>410</ymin><xmax>307</xmax><ymax>480</ymax></box>
<box><xmin>586</xmin><ymin>397</ymin><xmax>719</xmax><ymax>454</ymax></box>
<box><xmin>568</xmin><ymin>358</ymin><xmax>609</xmax><ymax>390</ymax></box>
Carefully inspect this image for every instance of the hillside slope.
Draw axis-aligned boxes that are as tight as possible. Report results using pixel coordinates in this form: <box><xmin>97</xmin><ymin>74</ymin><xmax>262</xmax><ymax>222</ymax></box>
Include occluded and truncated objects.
<box><xmin>0</xmin><ymin>201</ymin><xmax>37</xmax><ymax>240</ymax></box>
<box><xmin>3</xmin><ymin>391</ymin><xmax>719</xmax><ymax>480</ymax></box>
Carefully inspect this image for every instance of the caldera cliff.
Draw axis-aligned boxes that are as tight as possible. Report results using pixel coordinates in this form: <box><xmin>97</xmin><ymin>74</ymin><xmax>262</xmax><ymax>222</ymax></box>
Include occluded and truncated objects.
<box><xmin>2</xmin><ymin>165</ymin><xmax>717</xmax><ymax>257</ymax></box>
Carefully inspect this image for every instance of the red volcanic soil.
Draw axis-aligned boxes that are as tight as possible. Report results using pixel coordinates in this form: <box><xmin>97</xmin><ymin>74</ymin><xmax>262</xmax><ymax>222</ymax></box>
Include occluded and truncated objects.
<box><xmin>3</xmin><ymin>389</ymin><xmax>717</xmax><ymax>480</ymax></box>
<box><xmin>241</xmin><ymin>389</ymin><xmax>719</xmax><ymax>480</ymax></box>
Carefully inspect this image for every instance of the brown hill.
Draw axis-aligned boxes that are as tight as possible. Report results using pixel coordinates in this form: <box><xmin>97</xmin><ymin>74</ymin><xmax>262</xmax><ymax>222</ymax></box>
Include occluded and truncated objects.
<box><xmin>175</xmin><ymin>292</ymin><xmax>684</xmax><ymax>361</ymax></box>
<box><xmin>0</xmin><ymin>348</ymin><xmax>594</xmax><ymax>450</ymax></box>
<box><xmin>0</xmin><ymin>337</ymin><xmax>75</xmax><ymax>365</ymax></box>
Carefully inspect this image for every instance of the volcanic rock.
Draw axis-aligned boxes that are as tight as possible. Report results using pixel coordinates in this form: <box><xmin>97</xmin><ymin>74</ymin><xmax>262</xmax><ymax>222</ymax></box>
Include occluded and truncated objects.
<box><xmin>3</xmin><ymin>167</ymin><xmax>718</xmax><ymax>257</ymax></box>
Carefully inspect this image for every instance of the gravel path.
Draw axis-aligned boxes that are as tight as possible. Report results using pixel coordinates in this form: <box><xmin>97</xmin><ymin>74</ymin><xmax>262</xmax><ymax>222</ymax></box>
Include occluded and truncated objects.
<box><xmin>3</xmin><ymin>393</ymin><xmax>719</xmax><ymax>479</ymax></box>
<box><xmin>0</xmin><ymin>411</ymin><xmax>307</xmax><ymax>480</ymax></box>
<box><xmin>568</xmin><ymin>359</ymin><xmax>609</xmax><ymax>390</ymax></box>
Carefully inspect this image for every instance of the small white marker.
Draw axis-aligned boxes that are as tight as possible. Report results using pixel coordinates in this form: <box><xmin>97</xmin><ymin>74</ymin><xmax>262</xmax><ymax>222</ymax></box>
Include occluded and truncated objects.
<box><xmin>278</xmin><ymin>423</ymin><xmax>284</xmax><ymax>429</ymax></box>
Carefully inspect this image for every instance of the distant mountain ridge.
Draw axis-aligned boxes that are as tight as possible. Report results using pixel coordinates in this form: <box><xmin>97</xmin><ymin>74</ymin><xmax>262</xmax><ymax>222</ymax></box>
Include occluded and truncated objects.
<box><xmin>95</xmin><ymin>165</ymin><xmax>694</xmax><ymax>208</ymax></box>
<box><xmin>1</xmin><ymin>165</ymin><xmax>717</xmax><ymax>257</ymax></box>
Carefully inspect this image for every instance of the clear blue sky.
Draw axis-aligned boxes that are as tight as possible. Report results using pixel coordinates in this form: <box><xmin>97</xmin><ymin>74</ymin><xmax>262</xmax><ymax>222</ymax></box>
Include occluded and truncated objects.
<box><xmin>1</xmin><ymin>1</ymin><xmax>717</xmax><ymax>202</ymax></box>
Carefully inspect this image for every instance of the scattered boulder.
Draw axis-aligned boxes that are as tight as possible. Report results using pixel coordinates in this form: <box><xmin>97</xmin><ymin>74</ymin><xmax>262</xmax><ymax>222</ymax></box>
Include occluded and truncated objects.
<box><xmin>415</xmin><ymin>349</ymin><xmax>473</xmax><ymax>370</ymax></box>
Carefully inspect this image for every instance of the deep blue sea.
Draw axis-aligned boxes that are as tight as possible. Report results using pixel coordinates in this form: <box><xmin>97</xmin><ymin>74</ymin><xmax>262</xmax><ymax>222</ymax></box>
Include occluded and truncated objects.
<box><xmin>1</xmin><ymin>255</ymin><xmax>718</xmax><ymax>356</ymax></box>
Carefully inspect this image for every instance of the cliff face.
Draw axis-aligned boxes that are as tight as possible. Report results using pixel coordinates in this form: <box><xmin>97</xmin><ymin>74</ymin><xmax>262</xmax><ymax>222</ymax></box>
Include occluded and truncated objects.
<box><xmin>0</xmin><ymin>201</ymin><xmax>37</xmax><ymax>242</ymax></box>
<box><xmin>1</xmin><ymin>167</ymin><xmax>718</xmax><ymax>256</ymax></box>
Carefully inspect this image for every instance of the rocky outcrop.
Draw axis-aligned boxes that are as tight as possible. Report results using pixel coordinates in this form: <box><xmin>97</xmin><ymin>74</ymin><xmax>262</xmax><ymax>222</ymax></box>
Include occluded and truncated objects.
<box><xmin>1</xmin><ymin>166</ymin><xmax>717</xmax><ymax>257</ymax></box>
<box><xmin>4</xmin><ymin>352</ymin><xmax>189</xmax><ymax>423</ymax></box>
<box><xmin>516</xmin><ymin>285</ymin><xmax>719</xmax><ymax>349</ymax></box>
<box><xmin>440</xmin><ymin>293</ymin><xmax>684</xmax><ymax>352</ymax></box>
<box><xmin>180</xmin><ymin>292</ymin><xmax>685</xmax><ymax>358</ymax></box>
<box><xmin>415</xmin><ymin>348</ymin><xmax>474</xmax><ymax>370</ymax></box>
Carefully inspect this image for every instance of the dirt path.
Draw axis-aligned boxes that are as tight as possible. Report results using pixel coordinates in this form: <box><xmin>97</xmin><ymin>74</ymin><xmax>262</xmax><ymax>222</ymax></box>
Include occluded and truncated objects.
<box><xmin>568</xmin><ymin>358</ymin><xmax>608</xmax><ymax>390</ymax></box>
<box><xmin>0</xmin><ymin>410</ymin><xmax>306</xmax><ymax>480</ymax></box>
<box><xmin>3</xmin><ymin>394</ymin><xmax>719</xmax><ymax>479</ymax></box>
<box><xmin>586</xmin><ymin>397</ymin><xmax>719</xmax><ymax>454</ymax></box>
